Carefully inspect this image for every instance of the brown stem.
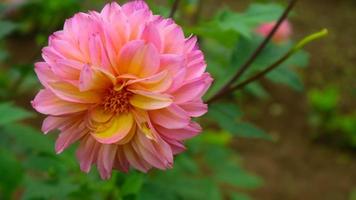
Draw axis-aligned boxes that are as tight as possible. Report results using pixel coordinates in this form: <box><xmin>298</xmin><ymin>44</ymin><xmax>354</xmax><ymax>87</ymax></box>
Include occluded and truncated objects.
<box><xmin>169</xmin><ymin>0</ymin><xmax>181</xmax><ymax>18</ymax></box>
<box><xmin>206</xmin><ymin>0</ymin><xmax>298</xmax><ymax>103</ymax></box>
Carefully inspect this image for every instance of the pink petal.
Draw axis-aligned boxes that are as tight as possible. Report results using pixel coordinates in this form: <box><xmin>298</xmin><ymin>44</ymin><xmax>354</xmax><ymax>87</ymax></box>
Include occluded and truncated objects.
<box><xmin>32</xmin><ymin>89</ymin><xmax>89</xmax><ymax>116</ymax></box>
<box><xmin>76</xmin><ymin>136</ymin><xmax>100</xmax><ymax>173</ymax></box>
<box><xmin>171</xmin><ymin>73</ymin><xmax>213</xmax><ymax>104</ymax></box>
<box><xmin>117</xmin><ymin>40</ymin><xmax>160</xmax><ymax>77</ymax></box>
<box><xmin>55</xmin><ymin>120</ymin><xmax>87</xmax><ymax>154</ymax></box>
<box><xmin>97</xmin><ymin>144</ymin><xmax>117</xmax><ymax>179</ymax></box>
<box><xmin>156</xmin><ymin>122</ymin><xmax>202</xmax><ymax>140</ymax></box>
<box><xmin>114</xmin><ymin>148</ymin><xmax>130</xmax><ymax>173</ymax></box>
<box><xmin>123</xmin><ymin>143</ymin><xmax>151</xmax><ymax>172</ymax></box>
<box><xmin>149</xmin><ymin>104</ymin><xmax>190</xmax><ymax>129</ymax></box>
<box><xmin>79</xmin><ymin>65</ymin><xmax>115</xmax><ymax>91</ymax></box>
<box><xmin>178</xmin><ymin>100</ymin><xmax>208</xmax><ymax>117</ymax></box>
<box><xmin>34</xmin><ymin>62</ymin><xmax>58</xmax><ymax>87</ymax></box>
<box><xmin>141</xmin><ymin>22</ymin><xmax>162</xmax><ymax>52</ymax></box>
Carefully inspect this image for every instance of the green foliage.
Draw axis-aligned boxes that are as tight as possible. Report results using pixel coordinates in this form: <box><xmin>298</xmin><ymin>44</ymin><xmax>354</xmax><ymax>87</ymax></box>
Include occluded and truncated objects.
<box><xmin>0</xmin><ymin>148</ymin><xmax>24</xmax><ymax>200</ymax></box>
<box><xmin>0</xmin><ymin>20</ymin><xmax>17</xmax><ymax>39</ymax></box>
<box><xmin>207</xmin><ymin>103</ymin><xmax>270</xmax><ymax>139</ymax></box>
<box><xmin>308</xmin><ymin>87</ymin><xmax>356</xmax><ymax>147</ymax></box>
<box><xmin>0</xmin><ymin>102</ymin><xmax>34</xmax><ymax>125</ymax></box>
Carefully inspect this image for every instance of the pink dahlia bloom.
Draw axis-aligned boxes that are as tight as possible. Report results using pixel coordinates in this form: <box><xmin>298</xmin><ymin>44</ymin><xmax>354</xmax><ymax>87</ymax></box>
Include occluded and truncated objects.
<box><xmin>31</xmin><ymin>0</ymin><xmax>212</xmax><ymax>179</ymax></box>
<box><xmin>255</xmin><ymin>20</ymin><xmax>292</xmax><ymax>43</ymax></box>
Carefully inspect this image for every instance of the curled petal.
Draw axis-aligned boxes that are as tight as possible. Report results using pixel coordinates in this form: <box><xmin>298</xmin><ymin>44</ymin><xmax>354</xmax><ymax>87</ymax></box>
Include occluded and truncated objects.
<box><xmin>92</xmin><ymin>113</ymin><xmax>134</xmax><ymax>144</ymax></box>
<box><xmin>127</xmin><ymin>70</ymin><xmax>172</xmax><ymax>93</ymax></box>
<box><xmin>48</xmin><ymin>81</ymin><xmax>102</xmax><ymax>103</ymax></box>
<box><xmin>129</xmin><ymin>90</ymin><xmax>172</xmax><ymax>110</ymax></box>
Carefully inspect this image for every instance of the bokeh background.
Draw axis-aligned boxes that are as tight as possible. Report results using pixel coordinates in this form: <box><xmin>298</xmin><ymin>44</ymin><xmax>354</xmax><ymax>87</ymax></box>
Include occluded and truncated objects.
<box><xmin>0</xmin><ymin>0</ymin><xmax>355</xmax><ymax>200</ymax></box>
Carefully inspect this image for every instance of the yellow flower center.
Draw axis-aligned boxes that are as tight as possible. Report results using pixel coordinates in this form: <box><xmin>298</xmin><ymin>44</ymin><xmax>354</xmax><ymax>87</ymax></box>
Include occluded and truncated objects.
<box><xmin>102</xmin><ymin>88</ymin><xmax>133</xmax><ymax>114</ymax></box>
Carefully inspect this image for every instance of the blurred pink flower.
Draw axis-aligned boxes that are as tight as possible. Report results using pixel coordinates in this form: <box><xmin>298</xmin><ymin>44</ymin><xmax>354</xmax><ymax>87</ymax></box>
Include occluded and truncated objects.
<box><xmin>255</xmin><ymin>20</ymin><xmax>292</xmax><ymax>43</ymax></box>
<box><xmin>32</xmin><ymin>0</ymin><xmax>212</xmax><ymax>179</ymax></box>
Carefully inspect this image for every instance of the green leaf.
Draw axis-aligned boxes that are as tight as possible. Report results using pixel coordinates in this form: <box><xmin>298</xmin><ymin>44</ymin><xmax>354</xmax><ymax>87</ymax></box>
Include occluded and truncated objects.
<box><xmin>208</xmin><ymin>103</ymin><xmax>270</xmax><ymax>139</ymax></box>
<box><xmin>244</xmin><ymin>82</ymin><xmax>269</xmax><ymax>98</ymax></box>
<box><xmin>308</xmin><ymin>87</ymin><xmax>340</xmax><ymax>112</ymax></box>
<box><xmin>22</xmin><ymin>177</ymin><xmax>79</xmax><ymax>200</ymax></box>
<box><xmin>267</xmin><ymin>67</ymin><xmax>304</xmax><ymax>91</ymax></box>
<box><xmin>1</xmin><ymin>123</ymin><xmax>54</xmax><ymax>153</ymax></box>
<box><xmin>0</xmin><ymin>102</ymin><xmax>34</xmax><ymax>126</ymax></box>
<box><xmin>0</xmin><ymin>148</ymin><xmax>24</xmax><ymax>199</ymax></box>
<box><xmin>230</xmin><ymin>192</ymin><xmax>252</xmax><ymax>200</ymax></box>
<box><xmin>0</xmin><ymin>20</ymin><xmax>17</xmax><ymax>39</ymax></box>
<box><xmin>121</xmin><ymin>173</ymin><xmax>145</xmax><ymax>196</ymax></box>
<box><xmin>233</xmin><ymin>122</ymin><xmax>271</xmax><ymax>139</ymax></box>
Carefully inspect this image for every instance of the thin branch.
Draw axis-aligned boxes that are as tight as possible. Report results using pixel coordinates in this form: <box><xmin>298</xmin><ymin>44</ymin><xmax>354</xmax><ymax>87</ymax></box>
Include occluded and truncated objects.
<box><xmin>228</xmin><ymin>52</ymin><xmax>293</xmax><ymax>92</ymax></box>
<box><xmin>169</xmin><ymin>0</ymin><xmax>181</xmax><ymax>18</ymax></box>
<box><xmin>206</xmin><ymin>0</ymin><xmax>298</xmax><ymax>103</ymax></box>
<box><xmin>207</xmin><ymin>28</ymin><xmax>328</xmax><ymax>103</ymax></box>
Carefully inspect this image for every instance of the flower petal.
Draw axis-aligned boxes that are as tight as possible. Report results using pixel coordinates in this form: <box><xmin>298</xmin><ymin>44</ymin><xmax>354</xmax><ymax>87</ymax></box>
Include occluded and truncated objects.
<box><xmin>48</xmin><ymin>81</ymin><xmax>102</xmax><ymax>103</ymax></box>
<box><xmin>79</xmin><ymin>65</ymin><xmax>115</xmax><ymax>91</ymax></box>
<box><xmin>55</xmin><ymin>120</ymin><xmax>87</xmax><ymax>154</ymax></box>
<box><xmin>129</xmin><ymin>90</ymin><xmax>172</xmax><ymax>110</ymax></box>
<box><xmin>171</xmin><ymin>73</ymin><xmax>212</xmax><ymax>104</ymax></box>
<box><xmin>32</xmin><ymin>89</ymin><xmax>89</xmax><ymax>116</ymax></box>
<box><xmin>149</xmin><ymin>104</ymin><xmax>190</xmax><ymax>129</ymax></box>
<box><xmin>117</xmin><ymin>40</ymin><xmax>160</xmax><ymax>77</ymax></box>
<box><xmin>97</xmin><ymin>144</ymin><xmax>117</xmax><ymax>179</ymax></box>
<box><xmin>92</xmin><ymin>112</ymin><xmax>134</xmax><ymax>144</ymax></box>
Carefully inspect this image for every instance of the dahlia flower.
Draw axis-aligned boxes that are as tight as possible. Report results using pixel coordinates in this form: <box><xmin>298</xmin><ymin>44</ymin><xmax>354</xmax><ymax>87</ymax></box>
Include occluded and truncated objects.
<box><xmin>255</xmin><ymin>20</ymin><xmax>292</xmax><ymax>43</ymax></box>
<box><xmin>32</xmin><ymin>0</ymin><xmax>212</xmax><ymax>179</ymax></box>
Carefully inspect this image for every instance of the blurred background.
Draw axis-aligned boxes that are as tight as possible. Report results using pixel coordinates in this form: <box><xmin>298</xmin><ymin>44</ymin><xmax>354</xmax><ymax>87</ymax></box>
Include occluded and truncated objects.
<box><xmin>0</xmin><ymin>0</ymin><xmax>355</xmax><ymax>199</ymax></box>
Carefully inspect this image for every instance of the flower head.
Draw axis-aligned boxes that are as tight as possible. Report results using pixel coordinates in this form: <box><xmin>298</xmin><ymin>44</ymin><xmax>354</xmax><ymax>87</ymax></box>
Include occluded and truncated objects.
<box><xmin>255</xmin><ymin>20</ymin><xmax>292</xmax><ymax>43</ymax></box>
<box><xmin>32</xmin><ymin>0</ymin><xmax>212</xmax><ymax>179</ymax></box>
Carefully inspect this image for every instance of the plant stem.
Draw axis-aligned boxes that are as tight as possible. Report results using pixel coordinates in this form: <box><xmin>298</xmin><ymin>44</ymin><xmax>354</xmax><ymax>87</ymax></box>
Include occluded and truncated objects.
<box><xmin>206</xmin><ymin>0</ymin><xmax>298</xmax><ymax>103</ymax></box>
<box><xmin>169</xmin><ymin>0</ymin><xmax>181</xmax><ymax>18</ymax></box>
<box><xmin>208</xmin><ymin>29</ymin><xmax>328</xmax><ymax>101</ymax></box>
